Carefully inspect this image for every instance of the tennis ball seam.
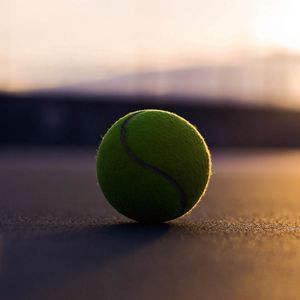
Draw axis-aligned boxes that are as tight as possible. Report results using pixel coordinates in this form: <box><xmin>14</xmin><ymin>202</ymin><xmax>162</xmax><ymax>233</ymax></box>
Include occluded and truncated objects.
<box><xmin>120</xmin><ymin>111</ymin><xmax>187</xmax><ymax>217</ymax></box>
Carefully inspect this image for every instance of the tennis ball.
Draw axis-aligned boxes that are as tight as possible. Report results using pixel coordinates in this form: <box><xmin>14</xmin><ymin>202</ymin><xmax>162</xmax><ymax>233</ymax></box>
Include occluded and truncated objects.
<box><xmin>96</xmin><ymin>109</ymin><xmax>211</xmax><ymax>223</ymax></box>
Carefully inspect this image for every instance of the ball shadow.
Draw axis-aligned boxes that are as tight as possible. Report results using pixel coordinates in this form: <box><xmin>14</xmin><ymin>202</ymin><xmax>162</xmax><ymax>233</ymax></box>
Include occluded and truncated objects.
<box><xmin>0</xmin><ymin>222</ymin><xmax>170</xmax><ymax>299</ymax></box>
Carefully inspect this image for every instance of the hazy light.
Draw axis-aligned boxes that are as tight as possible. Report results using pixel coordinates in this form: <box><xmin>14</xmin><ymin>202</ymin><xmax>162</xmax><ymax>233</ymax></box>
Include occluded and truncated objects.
<box><xmin>252</xmin><ymin>0</ymin><xmax>300</xmax><ymax>51</ymax></box>
<box><xmin>1</xmin><ymin>0</ymin><xmax>300</xmax><ymax>98</ymax></box>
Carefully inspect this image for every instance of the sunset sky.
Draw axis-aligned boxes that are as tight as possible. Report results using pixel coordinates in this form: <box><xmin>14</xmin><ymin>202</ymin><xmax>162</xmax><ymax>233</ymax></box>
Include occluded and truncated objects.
<box><xmin>1</xmin><ymin>0</ymin><xmax>300</xmax><ymax>96</ymax></box>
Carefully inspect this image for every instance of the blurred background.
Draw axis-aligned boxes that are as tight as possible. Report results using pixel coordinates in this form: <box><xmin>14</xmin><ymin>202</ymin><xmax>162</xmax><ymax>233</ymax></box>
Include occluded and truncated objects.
<box><xmin>2</xmin><ymin>4</ymin><xmax>300</xmax><ymax>299</ymax></box>
<box><xmin>1</xmin><ymin>0</ymin><xmax>300</xmax><ymax>147</ymax></box>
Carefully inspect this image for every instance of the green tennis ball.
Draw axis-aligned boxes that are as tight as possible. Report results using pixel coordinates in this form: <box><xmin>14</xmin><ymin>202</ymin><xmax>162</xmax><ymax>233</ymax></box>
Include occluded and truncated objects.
<box><xmin>96</xmin><ymin>109</ymin><xmax>211</xmax><ymax>223</ymax></box>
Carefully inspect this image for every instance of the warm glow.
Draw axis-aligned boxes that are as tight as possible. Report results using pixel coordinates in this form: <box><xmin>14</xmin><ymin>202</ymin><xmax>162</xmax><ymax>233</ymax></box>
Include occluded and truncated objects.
<box><xmin>253</xmin><ymin>0</ymin><xmax>300</xmax><ymax>51</ymax></box>
<box><xmin>1</xmin><ymin>0</ymin><xmax>300</xmax><ymax>104</ymax></box>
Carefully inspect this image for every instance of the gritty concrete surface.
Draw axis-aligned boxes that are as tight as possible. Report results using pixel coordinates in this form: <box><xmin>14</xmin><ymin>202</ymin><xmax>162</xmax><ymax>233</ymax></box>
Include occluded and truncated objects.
<box><xmin>0</xmin><ymin>148</ymin><xmax>300</xmax><ymax>300</ymax></box>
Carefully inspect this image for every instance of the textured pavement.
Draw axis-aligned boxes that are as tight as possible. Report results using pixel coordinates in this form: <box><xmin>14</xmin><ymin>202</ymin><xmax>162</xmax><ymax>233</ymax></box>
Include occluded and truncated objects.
<box><xmin>1</xmin><ymin>149</ymin><xmax>300</xmax><ymax>300</ymax></box>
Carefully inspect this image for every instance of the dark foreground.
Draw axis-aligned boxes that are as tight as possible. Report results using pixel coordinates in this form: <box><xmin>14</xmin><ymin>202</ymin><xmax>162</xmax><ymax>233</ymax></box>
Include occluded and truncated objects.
<box><xmin>1</xmin><ymin>149</ymin><xmax>300</xmax><ymax>300</ymax></box>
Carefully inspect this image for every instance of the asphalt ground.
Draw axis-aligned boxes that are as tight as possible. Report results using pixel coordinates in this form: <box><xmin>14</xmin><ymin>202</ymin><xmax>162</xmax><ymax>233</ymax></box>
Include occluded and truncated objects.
<box><xmin>0</xmin><ymin>148</ymin><xmax>300</xmax><ymax>300</ymax></box>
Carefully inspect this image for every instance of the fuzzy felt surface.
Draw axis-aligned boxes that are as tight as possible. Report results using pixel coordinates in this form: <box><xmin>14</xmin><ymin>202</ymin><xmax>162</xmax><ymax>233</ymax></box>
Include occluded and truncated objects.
<box><xmin>96</xmin><ymin>110</ymin><xmax>211</xmax><ymax>222</ymax></box>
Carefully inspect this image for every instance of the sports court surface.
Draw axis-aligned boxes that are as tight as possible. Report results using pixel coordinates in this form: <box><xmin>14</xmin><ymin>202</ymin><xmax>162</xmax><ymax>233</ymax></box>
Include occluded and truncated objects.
<box><xmin>1</xmin><ymin>149</ymin><xmax>300</xmax><ymax>300</ymax></box>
